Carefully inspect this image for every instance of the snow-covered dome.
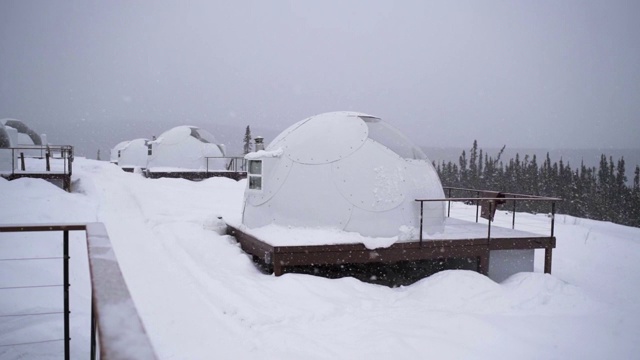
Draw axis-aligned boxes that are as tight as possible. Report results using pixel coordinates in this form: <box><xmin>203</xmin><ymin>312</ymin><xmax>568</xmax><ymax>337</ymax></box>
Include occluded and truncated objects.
<box><xmin>242</xmin><ymin>111</ymin><xmax>445</xmax><ymax>238</ymax></box>
<box><xmin>119</xmin><ymin>138</ymin><xmax>150</xmax><ymax>168</ymax></box>
<box><xmin>110</xmin><ymin>140</ymin><xmax>131</xmax><ymax>164</ymax></box>
<box><xmin>147</xmin><ymin>126</ymin><xmax>226</xmax><ymax>170</ymax></box>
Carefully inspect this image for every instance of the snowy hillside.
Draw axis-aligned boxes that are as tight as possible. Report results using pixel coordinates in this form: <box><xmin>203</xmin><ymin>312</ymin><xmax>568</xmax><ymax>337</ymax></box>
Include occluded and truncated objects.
<box><xmin>1</xmin><ymin>158</ymin><xmax>639</xmax><ymax>359</ymax></box>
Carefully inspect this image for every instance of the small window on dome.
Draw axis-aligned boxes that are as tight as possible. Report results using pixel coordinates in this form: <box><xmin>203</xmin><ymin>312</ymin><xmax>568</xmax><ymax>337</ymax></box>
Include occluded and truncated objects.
<box><xmin>248</xmin><ymin>160</ymin><xmax>262</xmax><ymax>190</ymax></box>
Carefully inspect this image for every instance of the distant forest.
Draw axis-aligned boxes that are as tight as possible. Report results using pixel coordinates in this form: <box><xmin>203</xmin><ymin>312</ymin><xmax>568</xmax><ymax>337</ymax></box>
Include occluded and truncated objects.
<box><xmin>434</xmin><ymin>141</ymin><xmax>640</xmax><ymax>228</ymax></box>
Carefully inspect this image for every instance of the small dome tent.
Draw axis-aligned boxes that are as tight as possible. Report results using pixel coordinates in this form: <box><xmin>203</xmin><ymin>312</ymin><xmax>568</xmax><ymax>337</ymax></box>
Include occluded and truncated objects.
<box><xmin>118</xmin><ymin>138</ymin><xmax>150</xmax><ymax>169</ymax></box>
<box><xmin>242</xmin><ymin>111</ymin><xmax>445</xmax><ymax>238</ymax></box>
<box><xmin>0</xmin><ymin>119</ymin><xmax>44</xmax><ymax>146</ymax></box>
<box><xmin>0</xmin><ymin>123</ymin><xmax>11</xmax><ymax>148</ymax></box>
<box><xmin>147</xmin><ymin>126</ymin><xmax>226</xmax><ymax>171</ymax></box>
<box><xmin>110</xmin><ymin>140</ymin><xmax>131</xmax><ymax>164</ymax></box>
<box><xmin>0</xmin><ymin>119</ymin><xmax>42</xmax><ymax>146</ymax></box>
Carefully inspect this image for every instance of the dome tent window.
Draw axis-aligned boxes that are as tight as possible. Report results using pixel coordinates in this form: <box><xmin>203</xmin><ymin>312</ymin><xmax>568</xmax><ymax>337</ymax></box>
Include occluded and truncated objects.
<box><xmin>248</xmin><ymin>160</ymin><xmax>263</xmax><ymax>190</ymax></box>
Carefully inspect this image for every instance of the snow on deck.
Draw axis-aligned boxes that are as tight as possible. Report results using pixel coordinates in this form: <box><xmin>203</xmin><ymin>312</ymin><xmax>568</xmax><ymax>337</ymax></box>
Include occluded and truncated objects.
<box><xmin>230</xmin><ymin>214</ymin><xmax>547</xmax><ymax>250</ymax></box>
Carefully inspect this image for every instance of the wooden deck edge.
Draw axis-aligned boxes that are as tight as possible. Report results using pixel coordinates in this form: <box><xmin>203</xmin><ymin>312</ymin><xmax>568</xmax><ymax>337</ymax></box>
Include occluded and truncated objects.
<box><xmin>225</xmin><ymin>224</ymin><xmax>555</xmax><ymax>277</ymax></box>
<box><xmin>145</xmin><ymin>171</ymin><xmax>247</xmax><ymax>181</ymax></box>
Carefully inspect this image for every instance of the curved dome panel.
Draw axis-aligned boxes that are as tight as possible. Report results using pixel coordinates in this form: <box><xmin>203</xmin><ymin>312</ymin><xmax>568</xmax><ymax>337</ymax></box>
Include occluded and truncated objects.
<box><xmin>267</xmin><ymin>118</ymin><xmax>311</xmax><ymax>150</ymax></box>
<box><xmin>332</xmin><ymin>140</ymin><xmax>406</xmax><ymax>212</ymax></box>
<box><xmin>243</xmin><ymin>162</ymin><xmax>353</xmax><ymax>229</ymax></box>
<box><xmin>343</xmin><ymin>205</ymin><xmax>408</xmax><ymax>238</ymax></box>
<box><xmin>276</xmin><ymin>112</ymin><xmax>368</xmax><ymax>165</ymax></box>
<box><xmin>246</xmin><ymin>156</ymin><xmax>294</xmax><ymax>206</ymax></box>
<box><xmin>156</xmin><ymin>126</ymin><xmax>190</xmax><ymax>145</ymax></box>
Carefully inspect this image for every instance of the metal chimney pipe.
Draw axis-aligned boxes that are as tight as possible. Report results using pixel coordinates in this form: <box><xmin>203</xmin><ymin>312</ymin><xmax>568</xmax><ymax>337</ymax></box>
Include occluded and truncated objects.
<box><xmin>254</xmin><ymin>136</ymin><xmax>264</xmax><ymax>151</ymax></box>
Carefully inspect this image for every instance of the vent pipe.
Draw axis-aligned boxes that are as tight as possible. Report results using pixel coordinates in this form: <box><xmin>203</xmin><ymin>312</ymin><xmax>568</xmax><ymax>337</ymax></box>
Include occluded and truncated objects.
<box><xmin>254</xmin><ymin>136</ymin><xmax>264</xmax><ymax>151</ymax></box>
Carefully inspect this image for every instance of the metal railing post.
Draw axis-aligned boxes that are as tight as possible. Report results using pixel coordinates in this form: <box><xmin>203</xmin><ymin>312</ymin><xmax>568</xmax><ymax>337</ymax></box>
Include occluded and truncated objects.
<box><xmin>419</xmin><ymin>201</ymin><xmax>424</xmax><ymax>245</ymax></box>
<box><xmin>63</xmin><ymin>230</ymin><xmax>70</xmax><ymax>360</ymax></box>
<box><xmin>20</xmin><ymin>152</ymin><xmax>25</xmax><ymax>171</ymax></box>
<box><xmin>91</xmin><ymin>300</ymin><xmax>97</xmax><ymax>360</ymax></box>
<box><xmin>475</xmin><ymin>190</ymin><xmax>480</xmax><ymax>223</ymax></box>
<box><xmin>447</xmin><ymin>188</ymin><xmax>452</xmax><ymax>217</ymax></box>
<box><xmin>551</xmin><ymin>201</ymin><xmax>556</xmax><ymax>238</ymax></box>
<box><xmin>512</xmin><ymin>197</ymin><xmax>517</xmax><ymax>229</ymax></box>
<box><xmin>487</xmin><ymin>201</ymin><xmax>492</xmax><ymax>240</ymax></box>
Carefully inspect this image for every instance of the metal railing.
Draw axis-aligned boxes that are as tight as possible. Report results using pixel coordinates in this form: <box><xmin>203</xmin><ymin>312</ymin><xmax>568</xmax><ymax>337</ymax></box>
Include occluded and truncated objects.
<box><xmin>0</xmin><ymin>145</ymin><xmax>74</xmax><ymax>176</ymax></box>
<box><xmin>205</xmin><ymin>156</ymin><xmax>247</xmax><ymax>173</ymax></box>
<box><xmin>0</xmin><ymin>223</ymin><xmax>156</xmax><ymax>360</ymax></box>
<box><xmin>415</xmin><ymin>186</ymin><xmax>562</xmax><ymax>243</ymax></box>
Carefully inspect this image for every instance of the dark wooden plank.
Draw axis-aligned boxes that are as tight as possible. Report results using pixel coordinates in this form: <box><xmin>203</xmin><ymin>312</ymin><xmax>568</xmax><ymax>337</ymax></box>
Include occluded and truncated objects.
<box><xmin>273</xmin><ymin>238</ymin><xmax>489</xmax><ymax>254</ymax></box>
<box><xmin>0</xmin><ymin>224</ymin><xmax>87</xmax><ymax>232</ymax></box>
<box><xmin>226</xmin><ymin>225</ymin><xmax>274</xmax><ymax>263</ymax></box>
<box><xmin>489</xmin><ymin>237</ymin><xmax>556</xmax><ymax>250</ymax></box>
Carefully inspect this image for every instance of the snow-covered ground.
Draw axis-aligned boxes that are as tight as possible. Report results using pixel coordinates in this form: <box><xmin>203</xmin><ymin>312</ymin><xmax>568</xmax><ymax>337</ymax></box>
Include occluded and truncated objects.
<box><xmin>1</xmin><ymin>158</ymin><xmax>639</xmax><ymax>359</ymax></box>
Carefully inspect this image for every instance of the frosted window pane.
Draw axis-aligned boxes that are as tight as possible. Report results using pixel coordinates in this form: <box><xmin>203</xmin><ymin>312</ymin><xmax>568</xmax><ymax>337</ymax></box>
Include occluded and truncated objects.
<box><xmin>249</xmin><ymin>176</ymin><xmax>262</xmax><ymax>190</ymax></box>
<box><xmin>248</xmin><ymin>160</ymin><xmax>262</xmax><ymax>174</ymax></box>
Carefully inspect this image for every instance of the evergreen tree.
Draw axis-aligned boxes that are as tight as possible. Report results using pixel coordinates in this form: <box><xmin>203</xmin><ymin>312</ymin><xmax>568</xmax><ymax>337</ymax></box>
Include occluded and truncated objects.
<box><xmin>433</xmin><ymin>142</ymin><xmax>639</xmax><ymax>228</ymax></box>
<box><xmin>243</xmin><ymin>125</ymin><xmax>253</xmax><ymax>155</ymax></box>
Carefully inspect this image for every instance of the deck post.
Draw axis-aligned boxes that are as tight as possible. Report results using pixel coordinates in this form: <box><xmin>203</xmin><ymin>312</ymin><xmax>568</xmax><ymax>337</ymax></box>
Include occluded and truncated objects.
<box><xmin>273</xmin><ymin>257</ymin><xmax>283</xmax><ymax>276</ymax></box>
<box><xmin>477</xmin><ymin>251</ymin><xmax>490</xmax><ymax>275</ymax></box>
<box><xmin>544</xmin><ymin>247</ymin><xmax>552</xmax><ymax>274</ymax></box>
<box><xmin>46</xmin><ymin>151</ymin><xmax>51</xmax><ymax>171</ymax></box>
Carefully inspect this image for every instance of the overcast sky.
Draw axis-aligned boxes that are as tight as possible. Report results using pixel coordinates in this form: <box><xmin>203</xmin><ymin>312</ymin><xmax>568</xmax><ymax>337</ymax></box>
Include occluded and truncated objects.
<box><xmin>1</xmin><ymin>0</ymin><xmax>639</xmax><ymax>156</ymax></box>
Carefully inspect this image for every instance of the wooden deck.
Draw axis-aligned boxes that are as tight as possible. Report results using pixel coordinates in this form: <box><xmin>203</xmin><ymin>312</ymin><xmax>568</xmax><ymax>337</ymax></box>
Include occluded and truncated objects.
<box><xmin>144</xmin><ymin>170</ymin><xmax>247</xmax><ymax>181</ymax></box>
<box><xmin>1</xmin><ymin>145</ymin><xmax>74</xmax><ymax>192</ymax></box>
<box><xmin>226</xmin><ymin>224</ymin><xmax>555</xmax><ymax>278</ymax></box>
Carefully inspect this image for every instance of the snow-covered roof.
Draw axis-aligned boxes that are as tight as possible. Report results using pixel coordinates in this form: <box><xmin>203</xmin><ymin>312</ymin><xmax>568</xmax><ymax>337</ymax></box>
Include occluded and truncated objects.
<box><xmin>147</xmin><ymin>125</ymin><xmax>226</xmax><ymax>170</ymax></box>
<box><xmin>119</xmin><ymin>138</ymin><xmax>149</xmax><ymax>168</ymax></box>
<box><xmin>110</xmin><ymin>140</ymin><xmax>131</xmax><ymax>163</ymax></box>
<box><xmin>150</xmin><ymin>126</ymin><xmax>219</xmax><ymax>146</ymax></box>
<box><xmin>242</xmin><ymin>111</ymin><xmax>445</xmax><ymax>238</ymax></box>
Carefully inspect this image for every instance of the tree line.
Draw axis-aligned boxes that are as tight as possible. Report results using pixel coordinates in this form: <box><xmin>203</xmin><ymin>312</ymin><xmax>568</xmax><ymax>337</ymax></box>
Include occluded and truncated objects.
<box><xmin>434</xmin><ymin>141</ymin><xmax>640</xmax><ymax>228</ymax></box>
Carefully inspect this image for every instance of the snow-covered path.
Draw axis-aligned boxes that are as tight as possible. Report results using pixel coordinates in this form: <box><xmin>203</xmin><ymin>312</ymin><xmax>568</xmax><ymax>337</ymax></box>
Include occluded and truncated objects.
<box><xmin>2</xmin><ymin>158</ymin><xmax>639</xmax><ymax>359</ymax></box>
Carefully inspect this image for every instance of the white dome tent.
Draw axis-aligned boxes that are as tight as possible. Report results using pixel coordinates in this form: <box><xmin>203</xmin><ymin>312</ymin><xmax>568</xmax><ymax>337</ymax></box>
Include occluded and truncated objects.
<box><xmin>0</xmin><ymin>118</ymin><xmax>45</xmax><ymax>146</ymax></box>
<box><xmin>118</xmin><ymin>138</ymin><xmax>150</xmax><ymax>170</ymax></box>
<box><xmin>147</xmin><ymin>126</ymin><xmax>226</xmax><ymax>171</ymax></box>
<box><xmin>242</xmin><ymin>111</ymin><xmax>445</xmax><ymax>238</ymax></box>
<box><xmin>110</xmin><ymin>140</ymin><xmax>131</xmax><ymax>164</ymax></box>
